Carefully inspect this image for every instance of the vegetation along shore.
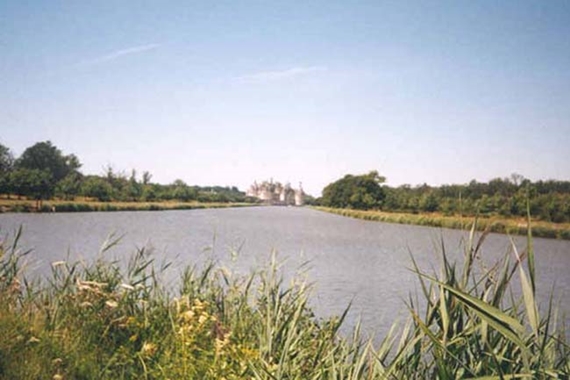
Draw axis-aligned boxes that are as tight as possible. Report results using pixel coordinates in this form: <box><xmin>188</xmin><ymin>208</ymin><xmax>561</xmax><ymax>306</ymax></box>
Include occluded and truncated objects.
<box><xmin>316</xmin><ymin>171</ymin><xmax>570</xmax><ymax>240</ymax></box>
<box><xmin>0</xmin><ymin>141</ymin><xmax>257</xmax><ymax>211</ymax></box>
<box><xmin>0</xmin><ymin>198</ymin><xmax>253</xmax><ymax>214</ymax></box>
<box><xmin>315</xmin><ymin>206</ymin><xmax>570</xmax><ymax>240</ymax></box>
<box><xmin>1</xmin><ymin>225</ymin><xmax>568</xmax><ymax>378</ymax></box>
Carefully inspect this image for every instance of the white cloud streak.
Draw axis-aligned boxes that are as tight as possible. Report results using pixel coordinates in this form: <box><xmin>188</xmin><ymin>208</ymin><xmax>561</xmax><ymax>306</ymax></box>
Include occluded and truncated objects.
<box><xmin>235</xmin><ymin>66</ymin><xmax>327</xmax><ymax>83</ymax></box>
<box><xmin>81</xmin><ymin>43</ymin><xmax>160</xmax><ymax>66</ymax></box>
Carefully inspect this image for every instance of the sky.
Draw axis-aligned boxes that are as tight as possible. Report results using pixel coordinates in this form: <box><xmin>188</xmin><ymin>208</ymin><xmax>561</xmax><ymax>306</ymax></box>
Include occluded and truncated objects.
<box><xmin>1</xmin><ymin>1</ymin><xmax>569</xmax><ymax>196</ymax></box>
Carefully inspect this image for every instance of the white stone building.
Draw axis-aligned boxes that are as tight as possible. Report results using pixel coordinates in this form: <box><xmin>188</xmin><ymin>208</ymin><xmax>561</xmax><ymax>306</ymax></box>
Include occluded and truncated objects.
<box><xmin>247</xmin><ymin>179</ymin><xmax>304</xmax><ymax>206</ymax></box>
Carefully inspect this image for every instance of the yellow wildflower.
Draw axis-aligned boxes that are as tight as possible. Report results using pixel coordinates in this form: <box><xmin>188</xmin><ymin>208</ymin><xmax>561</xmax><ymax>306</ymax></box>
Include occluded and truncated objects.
<box><xmin>141</xmin><ymin>342</ymin><xmax>157</xmax><ymax>356</ymax></box>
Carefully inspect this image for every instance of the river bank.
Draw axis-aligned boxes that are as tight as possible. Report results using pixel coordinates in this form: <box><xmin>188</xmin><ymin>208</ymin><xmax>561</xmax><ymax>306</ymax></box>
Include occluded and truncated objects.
<box><xmin>0</xmin><ymin>198</ymin><xmax>255</xmax><ymax>213</ymax></box>
<box><xmin>1</xmin><ymin>226</ymin><xmax>568</xmax><ymax>378</ymax></box>
<box><xmin>314</xmin><ymin>206</ymin><xmax>570</xmax><ymax>240</ymax></box>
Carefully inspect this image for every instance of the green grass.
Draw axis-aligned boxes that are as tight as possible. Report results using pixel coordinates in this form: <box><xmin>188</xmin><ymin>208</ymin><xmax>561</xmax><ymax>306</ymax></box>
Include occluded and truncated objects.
<box><xmin>0</xmin><ymin>223</ymin><xmax>568</xmax><ymax>379</ymax></box>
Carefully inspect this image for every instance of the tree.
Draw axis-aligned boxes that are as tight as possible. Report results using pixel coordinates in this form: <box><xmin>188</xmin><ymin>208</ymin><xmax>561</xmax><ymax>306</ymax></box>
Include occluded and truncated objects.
<box><xmin>141</xmin><ymin>184</ymin><xmax>158</xmax><ymax>201</ymax></box>
<box><xmin>142</xmin><ymin>171</ymin><xmax>152</xmax><ymax>185</ymax></box>
<box><xmin>81</xmin><ymin>176</ymin><xmax>113</xmax><ymax>202</ymax></box>
<box><xmin>122</xmin><ymin>169</ymin><xmax>142</xmax><ymax>201</ymax></box>
<box><xmin>171</xmin><ymin>179</ymin><xmax>194</xmax><ymax>201</ymax></box>
<box><xmin>102</xmin><ymin>166</ymin><xmax>132</xmax><ymax>201</ymax></box>
<box><xmin>419</xmin><ymin>191</ymin><xmax>439</xmax><ymax>212</ymax></box>
<box><xmin>0</xmin><ymin>143</ymin><xmax>14</xmax><ymax>196</ymax></box>
<box><xmin>9</xmin><ymin>168</ymin><xmax>53</xmax><ymax>208</ymax></box>
<box><xmin>0</xmin><ymin>143</ymin><xmax>14</xmax><ymax>173</ymax></box>
<box><xmin>16</xmin><ymin>141</ymin><xmax>81</xmax><ymax>184</ymax></box>
<box><xmin>510</xmin><ymin>173</ymin><xmax>525</xmax><ymax>187</ymax></box>
<box><xmin>55</xmin><ymin>172</ymin><xmax>83</xmax><ymax>200</ymax></box>
<box><xmin>321</xmin><ymin>171</ymin><xmax>386</xmax><ymax>210</ymax></box>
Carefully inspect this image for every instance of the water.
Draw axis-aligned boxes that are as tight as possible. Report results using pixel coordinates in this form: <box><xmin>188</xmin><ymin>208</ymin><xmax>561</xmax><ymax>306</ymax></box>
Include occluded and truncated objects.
<box><xmin>1</xmin><ymin>207</ymin><xmax>569</xmax><ymax>338</ymax></box>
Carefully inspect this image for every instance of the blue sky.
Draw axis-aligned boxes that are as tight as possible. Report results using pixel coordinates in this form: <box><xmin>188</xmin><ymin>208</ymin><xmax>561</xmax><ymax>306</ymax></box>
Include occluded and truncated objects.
<box><xmin>1</xmin><ymin>1</ymin><xmax>569</xmax><ymax>195</ymax></box>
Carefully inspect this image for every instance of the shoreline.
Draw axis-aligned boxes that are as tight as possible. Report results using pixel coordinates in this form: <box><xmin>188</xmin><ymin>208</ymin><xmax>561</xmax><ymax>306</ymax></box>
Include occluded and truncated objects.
<box><xmin>0</xmin><ymin>198</ymin><xmax>255</xmax><ymax>213</ymax></box>
<box><xmin>313</xmin><ymin>206</ymin><xmax>570</xmax><ymax>240</ymax></box>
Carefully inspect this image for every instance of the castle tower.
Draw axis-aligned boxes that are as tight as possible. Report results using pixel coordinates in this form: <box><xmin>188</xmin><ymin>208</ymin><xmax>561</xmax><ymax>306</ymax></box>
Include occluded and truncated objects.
<box><xmin>294</xmin><ymin>182</ymin><xmax>304</xmax><ymax>206</ymax></box>
<box><xmin>247</xmin><ymin>179</ymin><xmax>305</xmax><ymax>206</ymax></box>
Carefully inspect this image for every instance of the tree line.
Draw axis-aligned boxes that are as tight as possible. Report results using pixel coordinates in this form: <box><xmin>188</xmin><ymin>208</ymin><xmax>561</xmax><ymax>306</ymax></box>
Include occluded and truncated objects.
<box><xmin>3</xmin><ymin>141</ymin><xmax>568</xmax><ymax>222</ymax></box>
<box><xmin>319</xmin><ymin>171</ymin><xmax>570</xmax><ymax>223</ymax></box>
<box><xmin>0</xmin><ymin>141</ymin><xmax>251</xmax><ymax>206</ymax></box>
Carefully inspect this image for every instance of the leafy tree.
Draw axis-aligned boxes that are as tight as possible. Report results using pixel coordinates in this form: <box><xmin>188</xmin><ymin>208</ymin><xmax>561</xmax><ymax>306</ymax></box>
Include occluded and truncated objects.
<box><xmin>0</xmin><ymin>175</ymin><xmax>9</xmax><ymax>197</ymax></box>
<box><xmin>141</xmin><ymin>184</ymin><xmax>158</xmax><ymax>201</ymax></box>
<box><xmin>170</xmin><ymin>179</ymin><xmax>195</xmax><ymax>202</ymax></box>
<box><xmin>303</xmin><ymin>194</ymin><xmax>319</xmax><ymax>206</ymax></box>
<box><xmin>55</xmin><ymin>172</ymin><xmax>83</xmax><ymax>200</ymax></box>
<box><xmin>123</xmin><ymin>170</ymin><xmax>142</xmax><ymax>201</ymax></box>
<box><xmin>81</xmin><ymin>176</ymin><xmax>113</xmax><ymax>202</ymax></box>
<box><xmin>0</xmin><ymin>143</ymin><xmax>14</xmax><ymax>196</ymax></box>
<box><xmin>0</xmin><ymin>143</ymin><xmax>14</xmax><ymax>173</ymax></box>
<box><xmin>9</xmin><ymin>168</ymin><xmax>53</xmax><ymax>208</ymax></box>
<box><xmin>16</xmin><ymin>141</ymin><xmax>81</xmax><ymax>184</ymax></box>
<box><xmin>321</xmin><ymin>171</ymin><xmax>386</xmax><ymax>210</ymax></box>
<box><xmin>102</xmin><ymin>165</ymin><xmax>131</xmax><ymax>200</ymax></box>
<box><xmin>419</xmin><ymin>191</ymin><xmax>439</xmax><ymax>212</ymax></box>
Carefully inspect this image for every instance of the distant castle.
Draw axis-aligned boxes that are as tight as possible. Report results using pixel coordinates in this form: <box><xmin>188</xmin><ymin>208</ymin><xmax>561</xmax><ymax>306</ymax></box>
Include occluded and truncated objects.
<box><xmin>246</xmin><ymin>179</ymin><xmax>304</xmax><ymax>206</ymax></box>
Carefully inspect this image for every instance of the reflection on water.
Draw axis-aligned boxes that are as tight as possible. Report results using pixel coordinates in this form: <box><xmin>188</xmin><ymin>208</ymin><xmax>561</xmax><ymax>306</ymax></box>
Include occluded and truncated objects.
<box><xmin>1</xmin><ymin>207</ymin><xmax>569</xmax><ymax>338</ymax></box>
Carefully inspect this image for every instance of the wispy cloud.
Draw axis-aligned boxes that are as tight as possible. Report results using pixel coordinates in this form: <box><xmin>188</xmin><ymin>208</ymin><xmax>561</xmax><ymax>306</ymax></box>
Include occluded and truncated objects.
<box><xmin>80</xmin><ymin>43</ymin><xmax>160</xmax><ymax>66</ymax></box>
<box><xmin>235</xmin><ymin>66</ymin><xmax>327</xmax><ymax>83</ymax></box>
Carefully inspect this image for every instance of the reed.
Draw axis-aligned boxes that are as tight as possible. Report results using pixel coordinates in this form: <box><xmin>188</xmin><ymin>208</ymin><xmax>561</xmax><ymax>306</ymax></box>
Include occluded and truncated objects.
<box><xmin>0</xmin><ymin>222</ymin><xmax>568</xmax><ymax>378</ymax></box>
<box><xmin>0</xmin><ymin>229</ymin><xmax>382</xmax><ymax>379</ymax></box>
<box><xmin>383</xmin><ymin>221</ymin><xmax>570</xmax><ymax>378</ymax></box>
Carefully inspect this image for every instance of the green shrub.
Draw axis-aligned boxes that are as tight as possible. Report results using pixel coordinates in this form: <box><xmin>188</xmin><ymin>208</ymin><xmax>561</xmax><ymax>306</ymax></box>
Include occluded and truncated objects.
<box><xmin>558</xmin><ymin>229</ymin><xmax>570</xmax><ymax>240</ymax></box>
<box><xmin>531</xmin><ymin>225</ymin><xmax>558</xmax><ymax>239</ymax></box>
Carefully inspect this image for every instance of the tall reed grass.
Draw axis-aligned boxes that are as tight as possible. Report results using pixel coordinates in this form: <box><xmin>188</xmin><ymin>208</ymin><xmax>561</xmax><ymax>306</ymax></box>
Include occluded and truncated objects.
<box><xmin>0</xmin><ymin>222</ymin><xmax>568</xmax><ymax>378</ymax></box>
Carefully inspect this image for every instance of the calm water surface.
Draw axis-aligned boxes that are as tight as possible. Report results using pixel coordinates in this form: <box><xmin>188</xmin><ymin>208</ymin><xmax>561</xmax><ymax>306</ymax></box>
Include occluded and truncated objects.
<box><xmin>1</xmin><ymin>207</ymin><xmax>569</xmax><ymax>338</ymax></box>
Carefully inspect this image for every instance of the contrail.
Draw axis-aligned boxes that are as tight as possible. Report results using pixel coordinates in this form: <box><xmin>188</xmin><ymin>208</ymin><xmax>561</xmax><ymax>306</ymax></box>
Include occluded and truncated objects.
<box><xmin>81</xmin><ymin>43</ymin><xmax>159</xmax><ymax>66</ymax></box>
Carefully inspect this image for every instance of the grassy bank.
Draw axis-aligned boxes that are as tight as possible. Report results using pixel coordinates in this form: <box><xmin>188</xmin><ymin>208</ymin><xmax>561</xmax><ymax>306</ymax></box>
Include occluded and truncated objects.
<box><xmin>0</xmin><ymin>198</ymin><xmax>255</xmax><ymax>213</ymax></box>
<box><xmin>1</xmin><ymin>226</ymin><xmax>568</xmax><ymax>378</ymax></box>
<box><xmin>314</xmin><ymin>206</ymin><xmax>570</xmax><ymax>240</ymax></box>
